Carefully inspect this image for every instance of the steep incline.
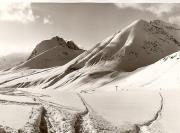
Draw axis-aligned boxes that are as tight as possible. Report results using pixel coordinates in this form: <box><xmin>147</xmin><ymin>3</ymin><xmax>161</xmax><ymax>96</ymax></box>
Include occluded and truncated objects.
<box><xmin>82</xmin><ymin>19</ymin><xmax>180</xmax><ymax>71</ymax></box>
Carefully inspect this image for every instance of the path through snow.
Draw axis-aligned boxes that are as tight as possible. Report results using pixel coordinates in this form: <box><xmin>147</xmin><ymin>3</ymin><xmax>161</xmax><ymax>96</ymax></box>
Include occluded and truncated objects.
<box><xmin>0</xmin><ymin>88</ymin><xmax>164</xmax><ymax>133</ymax></box>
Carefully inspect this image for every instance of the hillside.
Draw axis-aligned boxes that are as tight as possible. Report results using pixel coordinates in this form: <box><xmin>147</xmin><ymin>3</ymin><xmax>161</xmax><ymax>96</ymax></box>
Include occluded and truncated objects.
<box><xmin>15</xmin><ymin>36</ymin><xmax>84</xmax><ymax>69</ymax></box>
<box><xmin>1</xmin><ymin>19</ymin><xmax>180</xmax><ymax>133</ymax></box>
<box><xmin>97</xmin><ymin>51</ymin><xmax>180</xmax><ymax>91</ymax></box>
<box><xmin>0</xmin><ymin>19</ymin><xmax>180</xmax><ymax>91</ymax></box>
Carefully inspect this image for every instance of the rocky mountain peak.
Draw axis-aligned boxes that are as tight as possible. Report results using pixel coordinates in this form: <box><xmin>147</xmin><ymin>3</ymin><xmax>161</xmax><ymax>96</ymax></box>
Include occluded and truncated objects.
<box><xmin>28</xmin><ymin>36</ymin><xmax>81</xmax><ymax>60</ymax></box>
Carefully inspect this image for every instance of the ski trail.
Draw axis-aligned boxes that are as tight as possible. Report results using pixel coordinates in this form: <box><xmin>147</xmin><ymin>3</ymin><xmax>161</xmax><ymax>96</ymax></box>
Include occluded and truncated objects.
<box><xmin>77</xmin><ymin>93</ymin><xmax>95</xmax><ymax>113</ymax></box>
<box><xmin>74</xmin><ymin>93</ymin><xmax>96</xmax><ymax>133</ymax></box>
<box><xmin>75</xmin><ymin>93</ymin><xmax>120</xmax><ymax>133</ymax></box>
<box><xmin>0</xmin><ymin>88</ymin><xmax>164</xmax><ymax>133</ymax></box>
<box><xmin>138</xmin><ymin>92</ymin><xmax>164</xmax><ymax>133</ymax></box>
<box><xmin>75</xmin><ymin>92</ymin><xmax>164</xmax><ymax>133</ymax></box>
<box><xmin>18</xmin><ymin>90</ymin><xmax>82</xmax><ymax>133</ymax></box>
<box><xmin>0</xmin><ymin>89</ymin><xmax>80</xmax><ymax>133</ymax></box>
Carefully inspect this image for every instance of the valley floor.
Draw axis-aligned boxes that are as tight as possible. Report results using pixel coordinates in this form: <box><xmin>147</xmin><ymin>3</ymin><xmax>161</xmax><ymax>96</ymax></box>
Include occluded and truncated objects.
<box><xmin>0</xmin><ymin>87</ymin><xmax>179</xmax><ymax>133</ymax></box>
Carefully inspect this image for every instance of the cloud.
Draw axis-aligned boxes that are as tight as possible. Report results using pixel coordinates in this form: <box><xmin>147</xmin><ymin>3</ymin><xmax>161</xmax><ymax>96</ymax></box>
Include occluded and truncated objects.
<box><xmin>115</xmin><ymin>3</ymin><xmax>177</xmax><ymax>17</ymax></box>
<box><xmin>43</xmin><ymin>16</ymin><xmax>52</xmax><ymax>24</ymax></box>
<box><xmin>0</xmin><ymin>2</ymin><xmax>38</xmax><ymax>23</ymax></box>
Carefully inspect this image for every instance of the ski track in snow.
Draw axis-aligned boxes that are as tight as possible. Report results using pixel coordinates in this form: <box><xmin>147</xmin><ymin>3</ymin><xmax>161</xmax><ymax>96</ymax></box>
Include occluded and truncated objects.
<box><xmin>0</xmin><ymin>88</ymin><xmax>164</xmax><ymax>133</ymax></box>
<box><xmin>138</xmin><ymin>92</ymin><xmax>164</xmax><ymax>133</ymax></box>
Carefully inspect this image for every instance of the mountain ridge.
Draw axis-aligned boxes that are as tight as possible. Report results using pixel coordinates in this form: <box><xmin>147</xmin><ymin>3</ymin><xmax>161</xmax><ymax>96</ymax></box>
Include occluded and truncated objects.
<box><xmin>0</xmin><ymin>19</ymin><xmax>180</xmax><ymax>91</ymax></box>
<box><xmin>28</xmin><ymin>36</ymin><xmax>82</xmax><ymax>60</ymax></box>
<box><xmin>15</xmin><ymin>36</ymin><xmax>84</xmax><ymax>69</ymax></box>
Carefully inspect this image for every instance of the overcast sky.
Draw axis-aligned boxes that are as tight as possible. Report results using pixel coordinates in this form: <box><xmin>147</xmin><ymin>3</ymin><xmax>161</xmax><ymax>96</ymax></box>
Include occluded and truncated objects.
<box><xmin>0</xmin><ymin>3</ymin><xmax>180</xmax><ymax>56</ymax></box>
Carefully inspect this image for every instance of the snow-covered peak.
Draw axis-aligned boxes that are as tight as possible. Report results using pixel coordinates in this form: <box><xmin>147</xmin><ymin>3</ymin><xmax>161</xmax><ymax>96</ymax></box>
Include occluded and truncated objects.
<box><xmin>1</xmin><ymin>19</ymin><xmax>180</xmax><ymax>90</ymax></box>
<box><xmin>81</xmin><ymin>19</ymin><xmax>180</xmax><ymax>71</ymax></box>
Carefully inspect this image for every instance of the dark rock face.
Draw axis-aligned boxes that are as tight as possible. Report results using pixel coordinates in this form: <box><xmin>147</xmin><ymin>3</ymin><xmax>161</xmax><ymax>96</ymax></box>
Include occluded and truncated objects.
<box><xmin>28</xmin><ymin>36</ymin><xmax>81</xmax><ymax>60</ymax></box>
<box><xmin>15</xmin><ymin>36</ymin><xmax>85</xmax><ymax>69</ymax></box>
<box><xmin>67</xmin><ymin>41</ymin><xmax>80</xmax><ymax>50</ymax></box>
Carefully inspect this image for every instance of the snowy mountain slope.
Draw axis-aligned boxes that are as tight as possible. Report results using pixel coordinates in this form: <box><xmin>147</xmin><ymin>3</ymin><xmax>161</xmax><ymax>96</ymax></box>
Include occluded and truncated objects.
<box><xmin>94</xmin><ymin>51</ymin><xmax>180</xmax><ymax>91</ymax></box>
<box><xmin>1</xmin><ymin>19</ymin><xmax>180</xmax><ymax>133</ymax></box>
<box><xmin>0</xmin><ymin>19</ymin><xmax>180</xmax><ymax>91</ymax></box>
<box><xmin>16</xmin><ymin>36</ymin><xmax>84</xmax><ymax>69</ymax></box>
<box><xmin>115</xmin><ymin>51</ymin><xmax>180</xmax><ymax>91</ymax></box>
<box><xmin>43</xmin><ymin>51</ymin><xmax>180</xmax><ymax>92</ymax></box>
<box><xmin>67</xmin><ymin>19</ymin><xmax>180</xmax><ymax>72</ymax></box>
<box><xmin>41</xmin><ymin>19</ymin><xmax>180</xmax><ymax>90</ymax></box>
<box><xmin>17</xmin><ymin>45</ymin><xmax>83</xmax><ymax>69</ymax></box>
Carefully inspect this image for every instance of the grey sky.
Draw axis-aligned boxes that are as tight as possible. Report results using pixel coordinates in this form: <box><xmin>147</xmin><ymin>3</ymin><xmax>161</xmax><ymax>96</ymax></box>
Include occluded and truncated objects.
<box><xmin>0</xmin><ymin>3</ymin><xmax>180</xmax><ymax>56</ymax></box>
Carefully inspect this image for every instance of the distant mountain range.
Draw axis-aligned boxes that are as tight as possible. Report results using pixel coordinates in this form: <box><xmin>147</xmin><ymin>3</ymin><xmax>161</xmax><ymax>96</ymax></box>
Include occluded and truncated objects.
<box><xmin>0</xmin><ymin>53</ymin><xmax>28</xmax><ymax>71</ymax></box>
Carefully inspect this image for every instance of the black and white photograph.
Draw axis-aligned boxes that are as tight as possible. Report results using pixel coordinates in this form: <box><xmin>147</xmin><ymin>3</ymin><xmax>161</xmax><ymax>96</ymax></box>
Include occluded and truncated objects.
<box><xmin>0</xmin><ymin>0</ymin><xmax>179</xmax><ymax>132</ymax></box>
